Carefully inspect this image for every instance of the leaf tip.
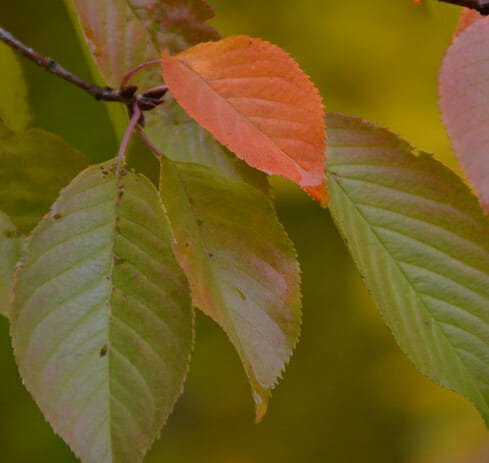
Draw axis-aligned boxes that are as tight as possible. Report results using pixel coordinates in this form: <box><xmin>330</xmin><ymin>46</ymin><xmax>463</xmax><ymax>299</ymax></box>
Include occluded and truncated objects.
<box><xmin>253</xmin><ymin>390</ymin><xmax>270</xmax><ymax>423</ymax></box>
<box><xmin>455</xmin><ymin>8</ymin><xmax>482</xmax><ymax>38</ymax></box>
<box><xmin>304</xmin><ymin>183</ymin><xmax>330</xmax><ymax>207</ymax></box>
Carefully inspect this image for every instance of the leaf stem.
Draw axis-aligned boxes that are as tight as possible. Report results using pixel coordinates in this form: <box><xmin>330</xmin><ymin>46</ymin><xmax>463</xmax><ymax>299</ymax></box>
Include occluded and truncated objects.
<box><xmin>117</xmin><ymin>104</ymin><xmax>142</xmax><ymax>173</ymax></box>
<box><xmin>438</xmin><ymin>0</ymin><xmax>489</xmax><ymax>14</ymax></box>
<box><xmin>120</xmin><ymin>60</ymin><xmax>162</xmax><ymax>89</ymax></box>
<box><xmin>137</xmin><ymin>127</ymin><xmax>164</xmax><ymax>158</ymax></box>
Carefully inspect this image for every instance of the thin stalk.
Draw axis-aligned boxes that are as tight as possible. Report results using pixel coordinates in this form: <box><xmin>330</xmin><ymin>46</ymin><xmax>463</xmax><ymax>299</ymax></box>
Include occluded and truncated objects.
<box><xmin>120</xmin><ymin>60</ymin><xmax>162</xmax><ymax>89</ymax></box>
<box><xmin>117</xmin><ymin>104</ymin><xmax>142</xmax><ymax>174</ymax></box>
<box><xmin>137</xmin><ymin>128</ymin><xmax>164</xmax><ymax>158</ymax></box>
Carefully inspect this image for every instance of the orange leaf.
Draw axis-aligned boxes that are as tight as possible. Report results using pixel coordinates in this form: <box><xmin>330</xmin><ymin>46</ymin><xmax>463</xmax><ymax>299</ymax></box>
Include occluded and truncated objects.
<box><xmin>161</xmin><ymin>36</ymin><xmax>327</xmax><ymax>203</ymax></box>
<box><xmin>455</xmin><ymin>8</ymin><xmax>482</xmax><ymax>38</ymax></box>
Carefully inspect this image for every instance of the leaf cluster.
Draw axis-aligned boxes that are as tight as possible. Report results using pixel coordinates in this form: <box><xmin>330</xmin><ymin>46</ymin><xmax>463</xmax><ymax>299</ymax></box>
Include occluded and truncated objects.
<box><xmin>1</xmin><ymin>2</ymin><xmax>489</xmax><ymax>463</ymax></box>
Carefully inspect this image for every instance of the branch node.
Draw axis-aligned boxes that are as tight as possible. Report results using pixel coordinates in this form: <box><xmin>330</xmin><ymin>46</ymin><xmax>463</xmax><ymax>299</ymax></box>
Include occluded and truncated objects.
<box><xmin>120</xmin><ymin>85</ymin><xmax>138</xmax><ymax>98</ymax></box>
<box><xmin>47</xmin><ymin>58</ymin><xmax>57</xmax><ymax>72</ymax></box>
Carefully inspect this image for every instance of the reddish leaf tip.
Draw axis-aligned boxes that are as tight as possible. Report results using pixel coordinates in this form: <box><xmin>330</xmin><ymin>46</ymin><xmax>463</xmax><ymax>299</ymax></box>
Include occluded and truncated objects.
<box><xmin>254</xmin><ymin>396</ymin><xmax>269</xmax><ymax>424</ymax></box>
<box><xmin>455</xmin><ymin>8</ymin><xmax>482</xmax><ymax>38</ymax></box>
<box><xmin>304</xmin><ymin>182</ymin><xmax>330</xmax><ymax>207</ymax></box>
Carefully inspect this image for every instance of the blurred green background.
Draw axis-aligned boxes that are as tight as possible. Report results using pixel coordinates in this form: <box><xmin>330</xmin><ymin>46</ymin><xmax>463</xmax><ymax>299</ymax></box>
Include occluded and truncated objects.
<box><xmin>0</xmin><ymin>0</ymin><xmax>487</xmax><ymax>462</ymax></box>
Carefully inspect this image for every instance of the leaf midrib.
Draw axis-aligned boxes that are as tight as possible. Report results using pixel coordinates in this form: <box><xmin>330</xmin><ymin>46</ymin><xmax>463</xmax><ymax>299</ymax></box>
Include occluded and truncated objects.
<box><xmin>106</xmin><ymin>172</ymin><xmax>124</xmax><ymax>463</ymax></box>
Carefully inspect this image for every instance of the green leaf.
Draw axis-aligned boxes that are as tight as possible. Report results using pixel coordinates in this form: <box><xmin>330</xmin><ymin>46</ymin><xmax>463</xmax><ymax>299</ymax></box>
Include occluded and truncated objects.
<box><xmin>0</xmin><ymin>210</ymin><xmax>24</xmax><ymax>319</ymax></box>
<box><xmin>0</xmin><ymin>41</ymin><xmax>31</xmax><ymax>132</ymax></box>
<box><xmin>160</xmin><ymin>158</ymin><xmax>301</xmax><ymax>421</ymax></box>
<box><xmin>11</xmin><ymin>161</ymin><xmax>193</xmax><ymax>463</ymax></box>
<box><xmin>0</xmin><ymin>128</ymin><xmax>89</xmax><ymax>233</ymax></box>
<box><xmin>325</xmin><ymin>112</ymin><xmax>489</xmax><ymax>425</ymax></box>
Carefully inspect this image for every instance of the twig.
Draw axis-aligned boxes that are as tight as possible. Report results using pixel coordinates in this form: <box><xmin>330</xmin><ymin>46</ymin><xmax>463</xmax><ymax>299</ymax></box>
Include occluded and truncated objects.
<box><xmin>120</xmin><ymin>60</ymin><xmax>162</xmax><ymax>89</ymax></box>
<box><xmin>0</xmin><ymin>26</ymin><xmax>166</xmax><ymax>110</ymax></box>
<box><xmin>439</xmin><ymin>0</ymin><xmax>489</xmax><ymax>14</ymax></box>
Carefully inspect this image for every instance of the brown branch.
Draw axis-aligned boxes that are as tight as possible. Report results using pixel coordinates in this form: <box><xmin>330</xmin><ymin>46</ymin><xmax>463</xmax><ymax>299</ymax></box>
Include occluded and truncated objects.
<box><xmin>439</xmin><ymin>0</ymin><xmax>489</xmax><ymax>14</ymax></box>
<box><xmin>0</xmin><ymin>26</ymin><xmax>166</xmax><ymax>111</ymax></box>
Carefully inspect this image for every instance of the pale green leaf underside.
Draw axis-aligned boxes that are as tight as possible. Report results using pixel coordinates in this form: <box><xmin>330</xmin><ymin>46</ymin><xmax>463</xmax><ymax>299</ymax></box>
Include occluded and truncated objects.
<box><xmin>160</xmin><ymin>159</ymin><xmax>301</xmax><ymax>419</ymax></box>
<box><xmin>11</xmin><ymin>162</ymin><xmax>193</xmax><ymax>463</ymax></box>
<box><xmin>326</xmin><ymin>112</ymin><xmax>489</xmax><ymax>425</ymax></box>
<box><xmin>0</xmin><ymin>210</ymin><xmax>24</xmax><ymax>318</ymax></box>
<box><xmin>0</xmin><ymin>127</ymin><xmax>89</xmax><ymax>233</ymax></box>
<box><xmin>0</xmin><ymin>41</ymin><xmax>31</xmax><ymax>132</ymax></box>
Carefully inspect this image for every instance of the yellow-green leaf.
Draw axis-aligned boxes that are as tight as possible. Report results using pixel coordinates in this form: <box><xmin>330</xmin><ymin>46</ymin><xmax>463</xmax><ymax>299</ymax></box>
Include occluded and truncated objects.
<box><xmin>11</xmin><ymin>161</ymin><xmax>193</xmax><ymax>462</ymax></box>
<box><xmin>326</xmin><ymin>112</ymin><xmax>489</xmax><ymax>425</ymax></box>
<box><xmin>0</xmin><ymin>41</ymin><xmax>31</xmax><ymax>132</ymax></box>
<box><xmin>0</xmin><ymin>128</ymin><xmax>89</xmax><ymax>233</ymax></box>
<box><xmin>160</xmin><ymin>158</ymin><xmax>301</xmax><ymax>421</ymax></box>
<box><xmin>0</xmin><ymin>210</ymin><xmax>23</xmax><ymax>318</ymax></box>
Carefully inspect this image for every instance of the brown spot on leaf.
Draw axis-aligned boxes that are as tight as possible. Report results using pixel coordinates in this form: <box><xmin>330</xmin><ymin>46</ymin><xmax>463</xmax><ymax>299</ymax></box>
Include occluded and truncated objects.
<box><xmin>100</xmin><ymin>344</ymin><xmax>108</xmax><ymax>357</ymax></box>
<box><xmin>3</xmin><ymin>229</ymin><xmax>17</xmax><ymax>238</ymax></box>
<box><xmin>114</xmin><ymin>256</ymin><xmax>125</xmax><ymax>266</ymax></box>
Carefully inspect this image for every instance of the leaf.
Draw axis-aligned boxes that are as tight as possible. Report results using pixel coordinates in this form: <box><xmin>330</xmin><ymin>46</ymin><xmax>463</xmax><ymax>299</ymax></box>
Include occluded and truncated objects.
<box><xmin>160</xmin><ymin>158</ymin><xmax>301</xmax><ymax>421</ymax></box>
<box><xmin>69</xmin><ymin>0</ymin><xmax>160</xmax><ymax>92</ymax></box>
<box><xmin>439</xmin><ymin>16</ymin><xmax>489</xmax><ymax>214</ymax></box>
<box><xmin>326</xmin><ymin>112</ymin><xmax>489</xmax><ymax>425</ymax></box>
<box><xmin>11</xmin><ymin>161</ymin><xmax>193</xmax><ymax>463</ymax></box>
<box><xmin>0</xmin><ymin>128</ymin><xmax>89</xmax><ymax>233</ymax></box>
<box><xmin>455</xmin><ymin>8</ymin><xmax>482</xmax><ymax>37</ymax></box>
<box><xmin>0</xmin><ymin>41</ymin><xmax>31</xmax><ymax>132</ymax></box>
<box><xmin>69</xmin><ymin>0</ymin><xmax>219</xmax><ymax>90</ymax></box>
<box><xmin>0</xmin><ymin>211</ymin><xmax>24</xmax><ymax>319</ymax></box>
<box><xmin>161</xmin><ymin>36</ymin><xmax>327</xmax><ymax>203</ymax></box>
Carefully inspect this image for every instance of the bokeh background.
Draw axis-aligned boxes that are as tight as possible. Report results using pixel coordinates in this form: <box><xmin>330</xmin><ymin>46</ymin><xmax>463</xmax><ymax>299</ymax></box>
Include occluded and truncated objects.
<box><xmin>0</xmin><ymin>0</ymin><xmax>487</xmax><ymax>462</ymax></box>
